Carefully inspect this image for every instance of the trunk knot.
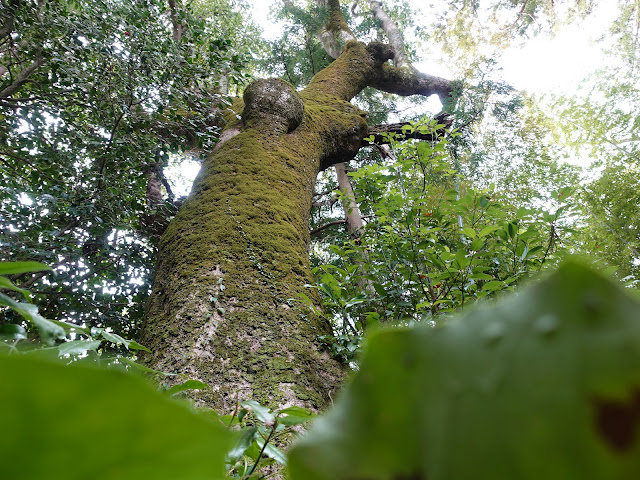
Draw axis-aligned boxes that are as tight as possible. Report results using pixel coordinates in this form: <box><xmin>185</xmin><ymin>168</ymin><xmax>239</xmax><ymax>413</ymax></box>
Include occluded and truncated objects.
<box><xmin>242</xmin><ymin>78</ymin><xmax>305</xmax><ymax>134</ymax></box>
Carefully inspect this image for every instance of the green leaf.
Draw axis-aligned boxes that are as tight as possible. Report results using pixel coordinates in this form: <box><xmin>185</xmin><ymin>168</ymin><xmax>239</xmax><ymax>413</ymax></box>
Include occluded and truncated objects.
<box><xmin>0</xmin><ymin>323</ymin><xmax>27</xmax><ymax>340</ymax></box>
<box><xmin>257</xmin><ymin>437</ymin><xmax>287</xmax><ymax>465</ymax></box>
<box><xmin>516</xmin><ymin>207</ymin><xmax>531</xmax><ymax>218</ymax></box>
<box><xmin>127</xmin><ymin>340</ymin><xmax>151</xmax><ymax>352</ymax></box>
<box><xmin>0</xmin><ymin>292</ymin><xmax>65</xmax><ymax>345</ymax></box>
<box><xmin>227</xmin><ymin>426</ymin><xmax>258</xmax><ymax>463</ymax></box>
<box><xmin>373</xmin><ymin>283</ymin><xmax>386</xmax><ymax>296</ymax></box>
<box><xmin>478</xmin><ymin>225</ymin><xmax>500</xmax><ymax>237</ymax></box>
<box><xmin>166</xmin><ymin>379</ymin><xmax>209</xmax><ymax>396</ymax></box>
<box><xmin>469</xmin><ymin>272</ymin><xmax>494</xmax><ymax>281</ymax></box>
<box><xmin>278</xmin><ymin>406</ymin><xmax>315</xmax><ymax>426</ymax></box>
<box><xmin>470</xmin><ymin>238</ymin><xmax>484</xmax><ymax>251</ymax></box>
<box><xmin>58</xmin><ymin>340</ymin><xmax>102</xmax><ymax>356</ymax></box>
<box><xmin>0</xmin><ymin>355</ymin><xmax>232</xmax><ymax>479</ymax></box>
<box><xmin>51</xmin><ymin>320</ymin><xmax>91</xmax><ymax>336</ymax></box>
<box><xmin>455</xmin><ymin>249</ymin><xmax>470</xmax><ymax>269</ymax></box>
<box><xmin>288</xmin><ymin>261</ymin><xmax>640</xmax><ymax>479</ymax></box>
<box><xmin>278</xmin><ymin>406</ymin><xmax>314</xmax><ymax>416</ymax></box>
<box><xmin>482</xmin><ymin>280</ymin><xmax>504</xmax><ymax>292</ymax></box>
<box><xmin>99</xmin><ymin>331</ymin><xmax>150</xmax><ymax>352</ymax></box>
<box><xmin>462</xmin><ymin>227</ymin><xmax>476</xmax><ymax>239</ymax></box>
<box><xmin>0</xmin><ymin>276</ymin><xmax>31</xmax><ymax>298</ymax></box>
<box><xmin>240</xmin><ymin>400</ymin><xmax>275</xmax><ymax>425</ymax></box>
<box><xmin>101</xmin><ymin>330</ymin><xmax>130</xmax><ymax>345</ymax></box>
<box><xmin>0</xmin><ymin>261</ymin><xmax>51</xmax><ymax>276</ymax></box>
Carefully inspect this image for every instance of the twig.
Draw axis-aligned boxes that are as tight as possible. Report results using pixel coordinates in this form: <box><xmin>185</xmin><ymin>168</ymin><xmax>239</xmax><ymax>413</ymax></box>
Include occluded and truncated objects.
<box><xmin>248</xmin><ymin>419</ymin><xmax>278</xmax><ymax>476</ymax></box>
<box><xmin>310</xmin><ymin>219</ymin><xmax>346</xmax><ymax>237</ymax></box>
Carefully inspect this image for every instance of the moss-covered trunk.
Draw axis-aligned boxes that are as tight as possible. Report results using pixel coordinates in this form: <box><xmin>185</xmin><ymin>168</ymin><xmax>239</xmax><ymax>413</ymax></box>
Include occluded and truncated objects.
<box><xmin>140</xmin><ymin>40</ymin><xmax>451</xmax><ymax>412</ymax></box>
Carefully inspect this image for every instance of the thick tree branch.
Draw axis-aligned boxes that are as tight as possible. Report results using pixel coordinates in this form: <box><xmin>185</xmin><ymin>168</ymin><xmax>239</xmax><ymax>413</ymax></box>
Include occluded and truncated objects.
<box><xmin>0</xmin><ymin>55</ymin><xmax>44</xmax><ymax>99</ymax></box>
<box><xmin>317</xmin><ymin>0</ymin><xmax>357</xmax><ymax>58</ymax></box>
<box><xmin>305</xmin><ymin>41</ymin><xmax>393</xmax><ymax>101</ymax></box>
<box><xmin>335</xmin><ymin>162</ymin><xmax>364</xmax><ymax>237</ymax></box>
<box><xmin>369</xmin><ymin>64</ymin><xmax>452</xmax><ymax>103</ymax></box>
<box><xmin>367</xmin><ymin>0</ymin><xmax>411</xmax><ymax>68</ymax></box>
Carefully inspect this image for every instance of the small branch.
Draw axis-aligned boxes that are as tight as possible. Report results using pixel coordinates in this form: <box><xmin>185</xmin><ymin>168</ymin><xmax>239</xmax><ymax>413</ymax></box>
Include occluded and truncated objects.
<box><xmin>248</xmin><ymin>420</ymin><xmax>278</xmax><ymax>476</ymax></box>
<box><xmin>0</xmin><ymin>149</ymin><xmax>59</xmax><ymax>183</ymax></box>
<box><xmin>310</xmin><ymin>219</ymin><xmax>346</xmax><ymax>237</ymax></box>
<box><xmin>312</xmin><ymin>197</ymin><xmax>338</xmax><ymax>208</ymax></box>
<box><xmin>0</xmin><ymin>55</ymin><xmax>45</xmax><ymax>99</ymax></box>
<box><xmin>363</xmin><ymin>118</ymin><xmax>452</xmax><ymax>145</ymax></box>
<box><xmin>313</xmin><ymin>187</ymin><xmax>337</xmax><ymax>198</ymax></box>
<box><xmin>159</xmin><ymin>170</ymin><xmax>174</xmax><ymax>200</ymax></box>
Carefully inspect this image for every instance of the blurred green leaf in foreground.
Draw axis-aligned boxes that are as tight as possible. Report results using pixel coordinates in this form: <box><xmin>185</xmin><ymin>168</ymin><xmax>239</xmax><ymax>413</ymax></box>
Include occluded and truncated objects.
<box><xmin>289</xmin><ymin>261</ymin><xmax>640</xmax><ymax>479</ymax></box>
<box><xmin>0</xmin><ymin>355</ymin><xmax>232</xmax><ymax>479</ymax></box>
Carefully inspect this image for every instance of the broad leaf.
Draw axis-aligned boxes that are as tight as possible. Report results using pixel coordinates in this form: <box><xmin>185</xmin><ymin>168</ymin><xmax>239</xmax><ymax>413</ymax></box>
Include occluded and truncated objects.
<box><xmin>0</xmin><ymin>276</ymin><xmax>31</xmax><ymax>298</ymax></box>
<box><xmin>278</xmin><ymin>406</ymin><xmax>316</xmax><ymax>426</ymax></box>
<box><xmin>289</xmin><ymin>261</ymin><xmax>640</xmax><ymax>479</ymax></box>
<box><xmin>58</xmin><ymin>340</ymin><xmax>102</xmax><ymax>356</ymax></box>
<box><xmin>0</xmin><ymin>292</ymin><xmax>65</xmax><ymax>345</ymax></box>
<box><xmin>257</xmin><ymin>437</ymin><xmax>288</xmax><ymax>465</ymax></box>
<box><xmin>241</xmin><ymin>400</ymin><xmax>275</xmax><ymax>425</ymax></box>
<box><xmin>227</xmin><ymin>426</ymin><xmax>258</xmax><ymax>463</ymax></box>
<box><xmin>0</xmin><ymin>261</ymin><xmax>51</xmax><ymax>275</ymax></box>
<box><xmin>0</xmin><ymin>355</ymin><xmax>232</xmax><ymax>479</ymax></box>
<box><xmin>166</xmin><ymin>379</ymin><xmax>209</xmax><ymax>396</ymax></box>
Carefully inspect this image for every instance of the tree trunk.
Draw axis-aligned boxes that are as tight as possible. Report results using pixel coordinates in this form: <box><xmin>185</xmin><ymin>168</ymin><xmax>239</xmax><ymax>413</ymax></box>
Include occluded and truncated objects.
<box><xmin>140</xmin><ymin>34</ymin><xmax>451</xmax><ymax>412</ymax></box>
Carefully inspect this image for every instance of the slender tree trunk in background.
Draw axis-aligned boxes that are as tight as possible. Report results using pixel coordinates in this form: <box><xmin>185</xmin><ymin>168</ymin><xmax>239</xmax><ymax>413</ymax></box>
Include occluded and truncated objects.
<box><xmin>335</xmin><ymin>162</ymin><xmax>364</xmax><ymax>238</ymax></box>
<box><xmin>141</xmin><ymin>1</ymin><xmax>452</xmax><ymax>413</ymax></box>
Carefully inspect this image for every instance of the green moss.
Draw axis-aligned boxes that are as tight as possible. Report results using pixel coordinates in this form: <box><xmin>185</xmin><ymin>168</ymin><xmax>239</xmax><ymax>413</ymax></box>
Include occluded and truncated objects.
<box><xmin>140</xmin><ymin>67</ymin><xmax>394</xmax><ymax>412</ymax></box>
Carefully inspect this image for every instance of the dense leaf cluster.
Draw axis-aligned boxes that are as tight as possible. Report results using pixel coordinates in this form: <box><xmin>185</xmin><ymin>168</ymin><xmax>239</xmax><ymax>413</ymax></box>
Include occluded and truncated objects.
<box><xmin>0</xmin><ymin>0</ymin><xmax>253</xmax><ymax>336</ymax></box>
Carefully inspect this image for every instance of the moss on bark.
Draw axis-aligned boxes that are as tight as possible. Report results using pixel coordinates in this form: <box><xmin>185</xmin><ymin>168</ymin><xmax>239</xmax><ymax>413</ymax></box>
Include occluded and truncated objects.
<box><xmin>140</xmin><ymin>38</ymin><xmax>450</xmax><ymax>414</ymax></box>
<box><xmin>140</xmin><ymin>69</ymin><xmax>373</xmax><ymax>412</ymax></box>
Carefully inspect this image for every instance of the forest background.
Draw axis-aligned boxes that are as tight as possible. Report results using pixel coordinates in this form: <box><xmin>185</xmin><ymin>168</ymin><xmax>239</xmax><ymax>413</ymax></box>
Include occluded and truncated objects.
<box><xmin>1</xmin><ymin>0</ymin><xmax>640</xmax><ymax>478</ymax></box>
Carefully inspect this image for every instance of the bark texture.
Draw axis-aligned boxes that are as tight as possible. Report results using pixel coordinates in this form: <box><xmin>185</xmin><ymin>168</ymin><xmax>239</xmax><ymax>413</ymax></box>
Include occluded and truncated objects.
<box><xmin>141</xmin><ymin>33</ymin><xmax>452</xmax><ymax>412</ymax></box>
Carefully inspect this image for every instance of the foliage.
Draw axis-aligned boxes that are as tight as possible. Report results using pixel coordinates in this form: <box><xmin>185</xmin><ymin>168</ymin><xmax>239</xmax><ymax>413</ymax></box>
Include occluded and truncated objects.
<box><xmin>0</xmin><ymin>0</ymin><xmax>254</xmax><ymax>335</ymax></box>
<box><xmin>308</xmin><ymin>120</ymin><xmax>572</xmax><ymax>362</ymax></box>
<box><xmin>547</xmin><ymin>1</ymin><xmax>640</xmax><ymax>281</ymax></box>
<box><xmin>289</xmin><ymin>261</ymin><xmax>640</xmax><ymax>479</ymax></box>
<box><xmin>0</xmin><ymin>353</ymin><xmax>233</xmax><ymax>480</ymax></box>
<box><xmin>4</xmin><ymin>261</ymin><xmax>640</xmax><ymax>478</ymax></box>
<box><xmin>220</xmin><ymin>399</ymin><xmax>315</xmax><ymax>478</ymax></box>
<box><xmin>577</xmin><ymin>164</ymin><xmax>640</xmax><ymax>283</ymax></box>
<box><xmin>258</xmin><ymin>0</ymin><xmax>332</xmax><ymax>84</ymax></box>
<box><xmin>431</xmin><ymin>0</ymin><xmax>595</xmax><ymax>69</ymax></box>
<box><xmin>0</xmin><ymin>260</ymin><xmax>152</xmax><ymax>364</ymax></box>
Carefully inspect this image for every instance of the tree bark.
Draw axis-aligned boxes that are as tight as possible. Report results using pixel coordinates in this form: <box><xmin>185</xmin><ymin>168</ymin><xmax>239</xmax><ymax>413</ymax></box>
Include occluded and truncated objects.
<box><xmin>335</xmin><ymin>162</ymin><xmax>364</xmax><ymax>238</ymax></box>
<box><xmin>140</xmin><ymin>29</ymin><xmax>452</xmax><ymax>413</ymax></box>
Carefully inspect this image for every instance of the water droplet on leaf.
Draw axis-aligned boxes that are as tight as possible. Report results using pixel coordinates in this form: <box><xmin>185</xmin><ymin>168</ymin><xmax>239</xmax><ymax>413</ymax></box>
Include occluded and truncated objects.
<box><xmin>534</xmin><ymin>314</ymin><xmax>559</xmax><ymax>335</ymax></box>
<box><xmin>482</xmin><ymin>322</ymin><xmax>505</xmax><ymax>344</ymax></box>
